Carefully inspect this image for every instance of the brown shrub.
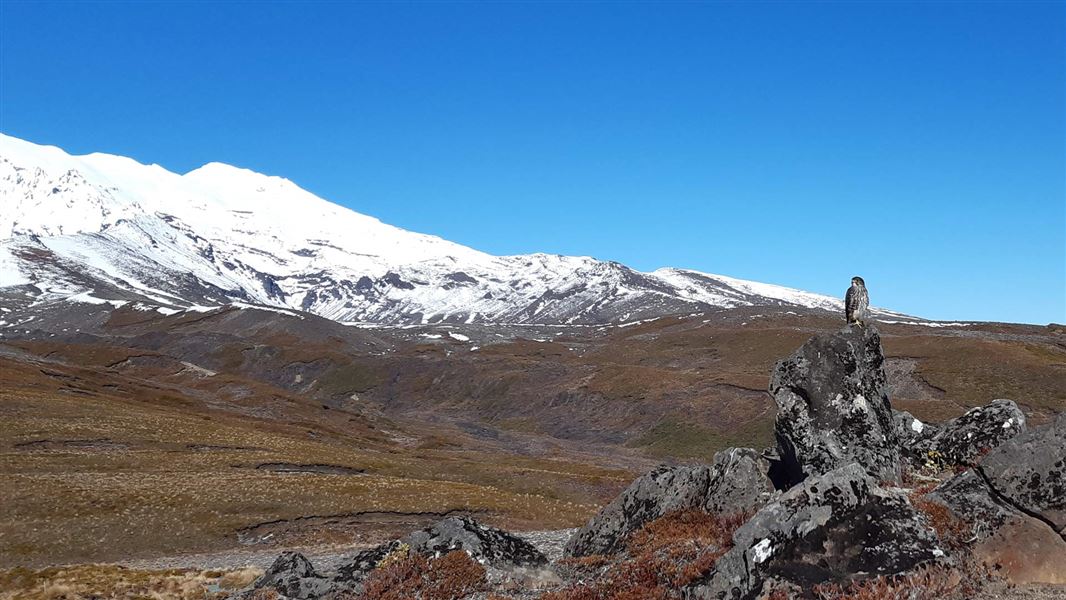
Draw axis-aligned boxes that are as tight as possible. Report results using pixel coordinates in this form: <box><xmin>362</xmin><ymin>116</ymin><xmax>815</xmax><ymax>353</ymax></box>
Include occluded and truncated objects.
<box><xmin>358</xmin><ymin>550</ymin><xmax>486</xmax><ymax>600</ymax></box>
<box><xmin>908</xmin><ymin>486</ymin><xmax>969</xmax><ymax>547</ymax></box>
<box><xmin>543</xmin><ymin>509</ymin><xmax>749</xmax><ymax>599</ymax></box>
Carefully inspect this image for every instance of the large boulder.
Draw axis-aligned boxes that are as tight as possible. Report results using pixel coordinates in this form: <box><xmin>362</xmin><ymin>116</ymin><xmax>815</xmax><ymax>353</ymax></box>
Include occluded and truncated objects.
<box><xmin>924</xmin><ymin>413</ymin><xmax>1066</xmax><ymax>584</ymax></box>
<box><xmin>893</xmin><ymin>408</ymin><xmax>937</xmax><ymax>457</ymax></box>
<box><xmin>897</xmin><ymin>400</ymin><xmax>1027</xmax><ymax>469</ymax></box>
<box><xmin>686</xmin><ymin>463</ymin><xmax>943</xmax><ymax>599</ymax></box>
<box><xmin>979</xmin><ymin>412</ymin><xmax>1066</xmax><ymax>534</ymax></box>
<box><xmin>927</xmin><ymin>468</ymin><xmax>1066</xmax><ymax>585</ymax></box>
<box><xmin>250</xmin><ymin>551</ymin><xmax>334</xmax><ymax>599</ymax></box>
<box><xmin>564</xmin><ymin>447</ymin><xmax>777</xmax><ymax>557</ymax></box>
<box><xmin>770</xmin><ymin>325</ymin><xmax>901</xmax><ymax>485</ymax></box>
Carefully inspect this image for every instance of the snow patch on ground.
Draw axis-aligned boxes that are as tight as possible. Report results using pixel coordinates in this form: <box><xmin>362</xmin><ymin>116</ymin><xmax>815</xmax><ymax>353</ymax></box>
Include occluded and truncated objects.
<box><xmin>68</xmin><ymin>291</ymin><xmax>128</xmax><ymax>308</ymax></box>
<box><xmin>879</xmin><ymin>320</ymin><xmax>971</xmax><ymax>328</ymax></box>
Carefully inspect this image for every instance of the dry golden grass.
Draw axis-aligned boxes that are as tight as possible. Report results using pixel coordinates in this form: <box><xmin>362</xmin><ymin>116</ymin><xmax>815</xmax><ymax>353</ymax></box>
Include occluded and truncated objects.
<box><xmin>0</xmin><ymin>564</ymin><xmax>261</xmax><ymax>600</ymax></box>
<box><xmin>0</xmin><ymin>365</ymin><xmax>618</xmax><ymax>566</ymax></box>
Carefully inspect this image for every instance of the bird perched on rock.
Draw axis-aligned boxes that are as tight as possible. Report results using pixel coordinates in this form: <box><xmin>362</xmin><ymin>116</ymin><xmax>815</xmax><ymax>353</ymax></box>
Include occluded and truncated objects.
<box><xmin>845</xmin><ymin>276</ymin><xmax>869</xmax><ymax>325</ymax></box>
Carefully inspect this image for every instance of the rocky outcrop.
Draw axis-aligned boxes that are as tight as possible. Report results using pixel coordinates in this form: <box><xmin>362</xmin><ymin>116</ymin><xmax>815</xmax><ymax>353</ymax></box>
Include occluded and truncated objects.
<box><xmin>401</xmin><ymin>515</ymin><xmax>547</xmax><ymax>568</ymax></box>
<box><xmin>247</xmin><ymin>326</ymin><xmax>1059</xmax><ymax>598</ymax></box>
<box><xmin>333</xmin><ymin>540</ymin><xmax>403</xmax><ymax>583</ymax></box>
<box><xmin>925</xmin><ymin>412</ymin><xmax>1066</xmax><ymax>584</ymax></box>
<box><xmin>564</xmin><ymin>447</ymin><xmax>777</xmax><ymax>557</ymax></box>
<box><xmin>687</xmin><ymin>463</ymin><xmax>942</xmax><ymax>599</ymax></box>
<box><xmin>770</xmin><ymin>325</ymin><xmax>900</xmax><ymax>485</ymax></box>
<box><xmin>893</xmin><ymin>408</ymin><xmax>936</xmax><ymax>455</ymax></box>
<box><xmin>979</xmin><ymin>412</ymin><xmax>1065</xmax><ymax>534</ymax></box>
<box><xmin>896</xmin><ymin>400</ymin><xmax>1027</xmax><ymax>468</ymax></box>
<box><xmin>251</xmin><ymin>552</ymin><xmax>334</xmax><ymax>600</ymax></box>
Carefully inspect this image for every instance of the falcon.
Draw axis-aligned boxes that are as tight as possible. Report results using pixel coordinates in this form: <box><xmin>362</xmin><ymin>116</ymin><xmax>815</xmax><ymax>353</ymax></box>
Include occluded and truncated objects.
<box><xmin>845</xmin><ymin>276</ymin><xmax>869</xmax><ymax>325</ymax></box>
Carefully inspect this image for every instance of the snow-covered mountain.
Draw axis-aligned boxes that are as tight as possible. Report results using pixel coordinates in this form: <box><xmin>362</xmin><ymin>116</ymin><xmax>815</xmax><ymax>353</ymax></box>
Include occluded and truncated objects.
<box><xmin>0</xmin><ymin>133</ymin><xmax>848</xmax><ymax>325</ymax></box>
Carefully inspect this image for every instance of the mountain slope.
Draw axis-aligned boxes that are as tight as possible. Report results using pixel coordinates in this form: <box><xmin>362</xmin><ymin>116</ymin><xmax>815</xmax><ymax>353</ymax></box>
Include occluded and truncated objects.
<box><xmin>0</xmin><ymin>133</ymin><xmax>849</xmax><ymax>325</ymax></box>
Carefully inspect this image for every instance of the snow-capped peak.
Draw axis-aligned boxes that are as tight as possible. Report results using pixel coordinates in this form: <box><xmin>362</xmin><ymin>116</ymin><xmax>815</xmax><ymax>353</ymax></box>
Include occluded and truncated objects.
<box><xmin>1</xmin><ymin>133</ymin><xmax>846</xmax><ymax>325</ymax></box>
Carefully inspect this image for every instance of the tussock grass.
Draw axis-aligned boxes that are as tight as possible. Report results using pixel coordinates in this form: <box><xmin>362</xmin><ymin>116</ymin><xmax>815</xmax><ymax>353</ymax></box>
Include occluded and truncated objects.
<box><xmin>0</xmin><ymin>564</ymin><xmax>262</xmax><ymax>600</ymax></box>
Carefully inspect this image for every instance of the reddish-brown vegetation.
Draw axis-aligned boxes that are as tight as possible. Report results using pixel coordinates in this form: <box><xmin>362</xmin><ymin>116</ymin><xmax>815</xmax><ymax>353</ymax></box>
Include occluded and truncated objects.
<box><xmin>358</xmin><ymin>550</ymin><xmax>486</xmax><ymax>600</ymax></box>
<box><xmin>544</xmin><ymin>509</ymin><xmax>749</xmax><ymax>600</ymax></box>
<box><xmin>908</xmin><ymin>484</ymin><xmax>969</xmax><ymax>547</ymax></box>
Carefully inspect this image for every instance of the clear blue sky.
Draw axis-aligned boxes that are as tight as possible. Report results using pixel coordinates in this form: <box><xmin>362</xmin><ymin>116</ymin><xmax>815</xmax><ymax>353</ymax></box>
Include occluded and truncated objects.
<box><xmin>1</xmin><ymin>1</ymin><xmax>1063</xmax><ymax>324</ymax></box>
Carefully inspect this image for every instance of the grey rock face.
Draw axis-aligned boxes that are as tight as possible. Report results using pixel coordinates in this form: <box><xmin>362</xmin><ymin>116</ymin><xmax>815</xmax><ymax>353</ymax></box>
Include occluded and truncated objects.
<box><xmin>564</xmin><ymin>447</ymin><xmax>777</xmax><ymax>557</ymax></box>
<box><xmin>686</xmin><ymin>463</ymin><xmax>942</xmax><ymax>600</ymax></box>
<box><xmin>564</xmin><ymin>464</ymin><xmax>711</xmax><ymax>557</ymax></box>
<box><xmin>334</xmin><ymin>540</ymin><xmax>402</xmax><ymax>583</ymax></box>
<box><xmin>893</xmin><ymin>408</ymin><xmax>938</xmax><ymax>461</ymax></box>
<box><xmin>402</xmin><ymin>515</ymin><xmax>547</xmax><ymax>568</ymax></box>
<box><xmin>926</xmin><ymin>469</ymin><xmax>1014</xmax><ymax>539</ymax></box>
<box><xmin>770</xmin><ymin>325</ymin><xmax>900</xmax><ymax>485</ymax></box>
<box><xmin>927</xmin><ymin>400</ymin><xmax>1027</xmax><ymax>467</ymax></box>
<box><xmin>251</xmin><ymin>551</ymin><xmax>334</xmax><ymax>600</ymax></box>
<box><xmin>926</xmin><ymin>415</ymin><xmax>1066</xmax><ymax>584</ymax></box>
<box><xmin>980</xmin><ymin>412</ymin><xmax>1066</xmax><ymax>535</ymax></box>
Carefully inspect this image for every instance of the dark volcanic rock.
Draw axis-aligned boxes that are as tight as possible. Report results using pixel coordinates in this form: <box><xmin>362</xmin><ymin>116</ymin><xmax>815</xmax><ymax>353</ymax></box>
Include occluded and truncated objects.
<box><xmin>980</xmin><ymin>412</ymin><xmax>1066</xmax><ymax>535</ymax></box>
<box><xmin>927</xmin><ymin>400</ymin><xmax>1026</xmax><ymax>467</ymax></box>
<box><xmin>687</xmin><ymin>463</ymin><xmax>942</xmax><ymax>600</ymax></box>
<box><xmin>250</xmin><ymin>551</ymin><xmax>333</xmax><ymax>599</ymax></box>
<box><xmin>930</xmin><ymin>468</ymin><xmax>1066</xmax><ymax>584</ymax></box>
<box><xmin>334</xmin><ymin>540</ymin><xmax>402</xmax><ymax>583</ymax></box>
<box><xmin>892</xmin><ymin>408</ymin><xmax>937</xmax><ymax>461</ymax></box>
<box><xmin>924</xmin><ymin>414</ymin><xmax>1066</xmax><ymax>584</ymax></box>
<box><xmin>927</xmin><ymin>469</ymin><xmax>1014</xmax><ymax>538</ymax></box>
<box><xmin>564</xmin><ymin>447</ymin><xmax>776</xmax><ymax>557</ymax></box>
<box><xmin>770</xmin><ymin>325</ymin><xmax>900</xmax><ymax>485</ymax></box>
<box><xmin>403</xmin><ymin>515</ymin><xmax>547</xmax><ymax>567</ymax></box>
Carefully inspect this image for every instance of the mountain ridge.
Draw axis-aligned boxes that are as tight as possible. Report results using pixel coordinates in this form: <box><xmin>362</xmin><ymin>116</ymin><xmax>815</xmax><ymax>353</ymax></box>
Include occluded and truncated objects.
<box><xmin>1</xmin><ymin>133</ymin><xmax>864</xmax><ymax>325</ymax></box>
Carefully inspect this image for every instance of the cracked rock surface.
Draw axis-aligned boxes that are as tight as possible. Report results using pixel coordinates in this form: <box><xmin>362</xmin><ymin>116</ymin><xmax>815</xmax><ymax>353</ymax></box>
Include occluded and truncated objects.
<box><xmin>770</xmin><ymin>325</ymin><xmax>901</xmax><ymax>486</ymax></box>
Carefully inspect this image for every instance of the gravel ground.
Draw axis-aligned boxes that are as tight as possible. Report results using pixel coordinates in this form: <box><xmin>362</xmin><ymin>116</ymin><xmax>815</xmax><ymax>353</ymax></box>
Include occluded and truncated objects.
<box><xmin>972</xmin><ymin>584</ymin><xmax>1066</xmax><ymax>600</ymax></box>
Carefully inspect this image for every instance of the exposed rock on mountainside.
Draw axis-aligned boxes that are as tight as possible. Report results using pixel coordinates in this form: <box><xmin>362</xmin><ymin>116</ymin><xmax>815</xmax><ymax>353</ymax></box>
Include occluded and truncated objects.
<box><xmin>381</xmin><ymin>515</ymin><xmax>547</xmax><ymax>570</ymax></box>
<box><xmin>926</xmin><ymin>413</ymin><xmax>1066</xmax><ymax>584</ymax></box>
<box><xmin>563</xmin><ymin>447</ymin><xmax>776</xmax><ymax>557</ymax></box>
<box><xmin>896</xmin><ymin>399</ymin><xmax>1027</xmax><ymax>468</ymax></box>
<box><xmin>687</xmin><ymin>463</ymin><xmax>942</xmax><ymax>598</ymax></box>
<box><xmin>980</xmin><ymin>412</ymin><xmax>1066</xmax><ymax>534</ymax></box>
<box><xmin>253</xmin><ymin>552</ymin><xmax>334</xmax><ymax>599</ymax></box>
<box><xmin>769</xmin><ymin>325</ymin><xmax>900</xmax><ymax>486</ymax></box>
